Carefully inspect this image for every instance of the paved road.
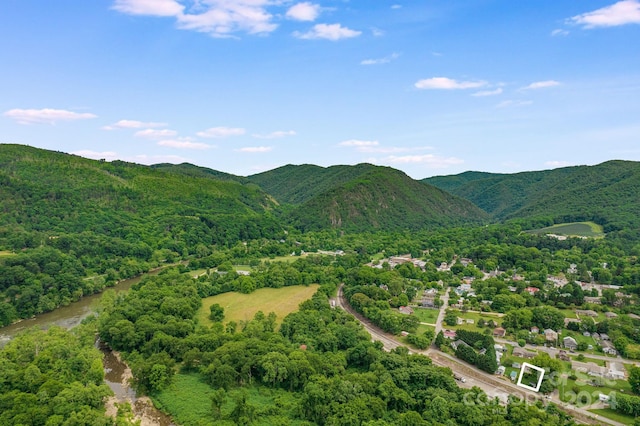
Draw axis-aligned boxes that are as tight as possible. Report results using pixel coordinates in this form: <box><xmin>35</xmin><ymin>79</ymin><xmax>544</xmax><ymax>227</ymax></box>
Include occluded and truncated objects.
<box><xmin>336</xmin><ymin>285</ymin><xmax>623</xmax><ymax>426</ymax></box>
<box><xmin>434</xmin><ymin>287</ymin><xmax>450</xmax><ymax>336</ymax></box>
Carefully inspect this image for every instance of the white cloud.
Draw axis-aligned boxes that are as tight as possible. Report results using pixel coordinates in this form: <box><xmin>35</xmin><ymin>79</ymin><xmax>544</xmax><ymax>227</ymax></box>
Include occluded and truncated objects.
<box><xmin>339</xmin><ymin>139</ymin><xmax>379</xmax><ymax>148</ymax></box>
<box><xmin>112</xmin><ymin>0</ymin><xmax>184</xmax><ymax>17</ymax></box>
<box><xmin>371</xmin><ymin>27</ymin><xmax>385</xmax><ymax>37</ymax></box>
<box><xmin>4</xmin><ymin>108</ymin><xmax>97</xmax><ymax>125</ymax></box>
<box><xmin>340</xmin><ymin>140</ymin><xmax>433</xmax><ymax>154</ymax></box>
<box><xmin>496</xmin><ymin>100</ymin><xmax>533</xmax><ymax>108</ymax></box>
<box><xmin>522</xmin><ymin>80</ymin><xmax>561</xmax><ymax>90</ymax></box>
<box><xmin>286</xmin><ymin>2</ymin><xmax>320</xmax><ymax>21</ymax></box>
<box><xmin>472</xmin><ymin>88</ymin><xmax>503</xmax><ymax>97</ymax></box>
<box><xmin>134</xmin><ymin>128</ymin><xmax>178</xmax><ymax>139</ymax></box>
<box><xmin>197</xmin><ymin>126</ymin><xmax>246</xmax><ymax>138</ymax></box>
<box><xmin>132</xmin><ymin>154</ymin><xmax>190</xmax><ymax>164</ymax></box>
<box><xmin>102</xmin><ymin>119</ymin><xmax>167</xmax><ymax>130</ymax></box>
<box><xmin>545</xmin><ymin>160</ymin><xmax>572</xmax><ymax>168</ymax></box>
<box><xmin>114</xmin><ymin>0</ymin><xmax>278</xmax><ymax>37</ymax></box>
<box><xmin>569</xmin><ymin>0</ymin><xmax>640</xmax><ymax>28</ymax></box>
<box><xmin>384</xmin><ymin>154</ymin><xmax>464</xmax><ymax>168</ymax></box>
<box><xmin>236</xmin><ymin>146</ymin><xmax>272</xmax><ymax>153</ymax></box>
<box><xmin>294</xmin><ymin>23</ymin><xmax>361</xmax><ymax>40</ymax></box>
<box><xmin>551</xmin><ymin>28</ymin><xmax>569</xmax><ymax>36</ymax></box>
<box><xmin>415</xmin><ymin>77</ymin><xmax>486</xmax><ymax>90</ymax></box>
<box><xmin>158</xmin><ymin>139</ymin><xmax>211</xmax><ymax>149</ymax></box>
<box><xmin>391</xmin><ymin>4</ymin><xmax>402</xmax><ymax>9</ymax></box>
<box><xmin>361</xmin><ymin>52</ymin><xmax>400</xmax><ymax>65</ymax></box>
<box><xmin>71</xmin><ymin>150</ymin><xmax>120</xmax><ymax>161</ymax></box>
<box><xmin>252</xmin><ymin>130</ymin><xmax>296</xmax><ymax>139</ymax></box>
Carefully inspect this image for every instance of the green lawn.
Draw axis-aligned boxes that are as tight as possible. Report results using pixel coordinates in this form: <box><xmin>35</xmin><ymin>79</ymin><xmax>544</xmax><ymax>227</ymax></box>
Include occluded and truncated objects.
<box><xmin>0</xmin><ymin>250</ymin><xmax>15</xmax><ymax>257</ymax></box>
<box><xmin>559</xmin><ymin>309</ymin><xmax>578</xmax><ymax>319</ymax></box>
<box><xmin>413</xmin><ymin>308</ymin><xmax>439</xmax><ymax>324</ymax></box>
<box><xmin>416</xmin><ymin>324</ymin><xmax>435</xmax><ymax>335</ymax></box>
<box><xmin>589</xmin><ymin>408</ymin><xmax>636</xmax><ymax>425</ymax></box>
<box><xmin>570</xmin><ymin>356</ymin><xmax>606</xmax><ymax>367</ymax></box>
<box><xmin>188</xmin><ymin>268</ymin><xmax>208</xmax><ymax>278</ymax></box>
<box><xmin>525</xmin><ymin>221</ymin><xmax>605</xmax><ymax>238</ymax></box>
<box><xmin>153</xmin><ymin>373</ymin><xmax>306</xmax><ymax>426</ymax></box>
<box><xmin>199</xmin><ymin>284</ymin><xmax>319</xmax><ymax>326</ymax></box>
<box><xmin>444</xmin><ymin>310</ymin><xmax>504</xmax><ymax>331</ymax></box>
<box><xmin>559</xmin><ymin>377</ymin><xmax>632</xmax><ymax>407</ymax></box>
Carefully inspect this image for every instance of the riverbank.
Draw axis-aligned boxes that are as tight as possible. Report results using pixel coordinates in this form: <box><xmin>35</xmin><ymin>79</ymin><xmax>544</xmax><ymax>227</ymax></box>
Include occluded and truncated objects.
<box><xmin>101</xmin><ymin>342</ymin><xmax>175</xmax><ymax>426</ymax></box>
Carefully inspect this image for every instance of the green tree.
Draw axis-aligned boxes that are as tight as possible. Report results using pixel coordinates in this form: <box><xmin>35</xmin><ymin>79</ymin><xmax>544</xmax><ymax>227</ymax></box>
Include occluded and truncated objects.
<box><xmin>629</xmin><ymin>366</ymin><xmax>640</xmax><ymax>395</ymax></box>
<box><xmin>209</xmin><ymin>303</ymin><xmax>224</xmax><ymax>322</ymax></box>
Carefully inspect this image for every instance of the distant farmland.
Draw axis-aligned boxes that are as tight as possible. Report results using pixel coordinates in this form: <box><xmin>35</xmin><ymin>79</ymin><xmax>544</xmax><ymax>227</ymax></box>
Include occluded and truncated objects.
<box><xmin>199</xmin><ymin>284</ymin><xmax>320</xmax><ymax>326</ymax></box>
<box><xmin>526</xmin><ymin>221</ymin><xmax>605</xmax><ymax>238</ymax></box>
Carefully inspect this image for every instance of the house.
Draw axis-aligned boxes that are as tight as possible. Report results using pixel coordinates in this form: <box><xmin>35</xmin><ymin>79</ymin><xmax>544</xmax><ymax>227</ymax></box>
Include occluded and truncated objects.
<box><xmin>510</xmin><ymin>371</ymin><xmax>518</xmax><ymax>381</ymax></box>
<box><xmin>604</xmin><ymin>312</ymin><xmax>618</xmax><ymax>319</ymax></box>
<box><xmin>466</xmin><ymin>319</ymin><xmax>475</xmax><ymax>324</ymax></box>
<box><xmin>601</xmin><ymin>340</ymin><xmax>617</xmax><ymax>355</ymax></box>
<box><xmin>584</xmin><ymin>296</ymin><xmax>602</xmax><ymax>304</ymax></box>
<box><xmin>508</xmin><ymin>286</ymin><xmax>518</xmax><ymax>292</ymax></box>
<box><xmin>558</xmin><ymin>350</ymin><xmax>570</xmax><ymax>361</ymax></box>
<box><xmin>496</xmin><ymin>366</ymin><xmax>506</xmax><ymax>376</ymax></box>
<box><xmin>572</xmin><ymin>361</ymin><xmax>606</xmax><ymax>377</ymax></box>
<box><xmin>583</xmin><ymin>331</ymin><xmax>591</xmax><ymax>337</ymax></box>
<box><xmin>459</xmin><ymin>258</ymin><xmax>473</xmax><ymax>267</ymax></box>
<box><xmin>493</xmin><ymin>327</ymin><xmax>506</xmax><ymax>338</ymax></box>
<box><xmin>530</xmin><ymin>326</ymin><xmax>540</xmax><ymax>334</ymax></box>
<box><xmin>400</xmin><ymin>331</ymin><xmax>409</xmax><ymax>337</ymax></box>
<box><xmin>607</xmin><ymin>362</ymin><xmax>626</xmax><ymax>380</ymax></box>
<box><xmin>544</xmin><ymin>329</ymin><xmax>558</xmax><ymax>342</ymax></box>
<box><xmin>421</xmin><ymin>298</ymin><xmax>435</xmax><ymax>308</ymax></box>
<box><xmin>494</xmin><ymin>344</ymin><xmax>506</xmax><ymax>352</ymax></box>
<box><xmin>524</xmin><ymin>287</ymin><xmax>540</xmax><ymax>295</ymax></box>
<box><xmin>576</xmin><ymin>309</ymin><xmax>598</xmax><ymax>318</ymax></box>
<box><xmin>563</xmin><ymin>336</ymin><xmax>578</xmax><ymax>350</ymax></box>
<box><xmin>592</xmin><ymin>333</ymin><xmax>601</xmax><ymax>340</ymax></box>
<box><xmin>456</xmin><ymin>317</ymin><xmax>465</xmax><ymax>325</ymax></box>
<box><xmin>443</xmin><ymin>330</ymin><xmax>457</xmax><ymax>340</ymax></box>
<box><xmin>600</xmin><ymin>333</ymin><xmax>610</xmax><ymax>341</ymax></box>
<box><xmin>398</xmin><ymin>306</ymin><xmax>414</xmax><ymax>315</ymax></box>
<box><xmin>628</xmin><ymin>313</ymin><xmax>640</xmax><ymax>320</ymax></box>
<box><xmin>513</xmin><ymin>347</ymin><xmax>536</xmax><ymax>359</ymax></box>
<box><xmin>564</xmin><ymin>318</ymin><xmax>581</xmax><ymax>327</ymax></box>
<box><xmin>512</xmin><ymin>362</ymin><xmax>521</xmax><ymax>368</ymax></box>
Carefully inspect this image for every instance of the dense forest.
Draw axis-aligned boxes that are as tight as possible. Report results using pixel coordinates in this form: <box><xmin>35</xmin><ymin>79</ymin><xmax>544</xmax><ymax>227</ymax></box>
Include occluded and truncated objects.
<box><xmin>2</xmin><ymin>144</ymin><xmax>640</xmax><ymax>425</ymax></box>
<box><xmin>424</xmin><ymin>160</ymin><xmax>640</xmax><ymax>238</ymax></box>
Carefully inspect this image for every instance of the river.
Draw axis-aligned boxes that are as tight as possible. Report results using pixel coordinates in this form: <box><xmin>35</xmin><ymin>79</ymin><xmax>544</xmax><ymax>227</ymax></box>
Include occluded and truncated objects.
<box><xmin>0</xmin><ymin>270</ymin><xmax>175</xmax><ymax>426</ymax></box>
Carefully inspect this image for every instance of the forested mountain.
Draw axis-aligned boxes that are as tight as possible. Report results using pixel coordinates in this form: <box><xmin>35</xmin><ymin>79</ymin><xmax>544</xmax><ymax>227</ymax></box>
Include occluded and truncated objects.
<box><xmin>0</xmin><ymin>144</ymin><xmax>282</xmax><ymax>324</ymax></box>
<box><xmin>248</xmin><ymin>163</ymin><xmax>378</xmax><ymax>205</ymax></box>
<box><xmin>286</xmin><ymin>166</ymin><xmax>488</xmax><ymax>232</ymax></box>
<box><xmin>151</xmin><ymin>162</ymin><xmax>249</xmax><ymax>184</ymax></box>
<box><xmin>424</xmin><ymin>160</ymin><xmax>640</xmax><ymax>233</ymax></box>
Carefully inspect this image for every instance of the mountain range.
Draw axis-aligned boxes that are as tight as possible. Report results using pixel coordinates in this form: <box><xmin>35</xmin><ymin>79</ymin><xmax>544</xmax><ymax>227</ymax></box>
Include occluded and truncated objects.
<box><xmin>1</xmin><ymin>144</ymin><xmax>639</xmax><ymax>236</ymax></box>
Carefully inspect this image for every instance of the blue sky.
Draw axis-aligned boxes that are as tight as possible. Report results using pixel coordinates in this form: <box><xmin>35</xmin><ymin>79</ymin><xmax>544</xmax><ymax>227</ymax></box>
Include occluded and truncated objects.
<box><xmin>1</xmin><ymin>1</ymin><xmax>639</xmax><ymax>179</ymax></box>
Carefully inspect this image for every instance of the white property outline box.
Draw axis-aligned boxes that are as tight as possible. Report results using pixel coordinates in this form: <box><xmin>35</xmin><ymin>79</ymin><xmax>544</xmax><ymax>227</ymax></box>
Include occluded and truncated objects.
<box><xmin>516</xmin><ymin>362</ymin><xmax>545</xmax><ymax>392</ymax></box>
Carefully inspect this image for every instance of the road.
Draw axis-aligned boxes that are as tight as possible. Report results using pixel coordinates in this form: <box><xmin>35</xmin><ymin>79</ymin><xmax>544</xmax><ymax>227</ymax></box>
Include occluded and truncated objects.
<box><xmin>336</xmin><ymin>285</ymin><xmax>623</xmax><ymax>426</ymax></box>
<box><xmin>434</xmin><ymin>287</ymin><xmax>450</xmax><ymax>336</ymax></box>
<box><xmin>494</xmin><ymin>338</ymin><xmax>640</xmax><ymax>367</ymax></box>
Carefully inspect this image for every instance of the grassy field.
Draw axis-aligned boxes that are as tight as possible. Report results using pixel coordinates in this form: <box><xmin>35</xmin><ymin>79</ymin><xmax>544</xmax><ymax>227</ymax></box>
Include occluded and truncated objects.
<box><xmin>445</xmin><ymin>310</ymin><xmax>504</xmax><ymax>331</ymax></box>
<box><xmin>413</xmin><ymin>308</ymin><xmax>439</xmax><ymax>324</ymax></box>
<box><xmin>526</xmin><ymin>221</ymin><xmax>605</xmax><ymax>238</ymax></box>
<box><xmin>416</xmin><ymin>324</ymin><xmax>436</xmax><ymax>335</ymax></box>
<box><xmin>560</xmin><ymin>377</ymin><xmax>632</xmax><ymax>407</ymax></box>
<box><xmin>588</xmin><ymin>408</ymin><xmax>635</xmax><ymax>425</ymax></box>
<box><xmin>0</xmin><ymin>250</ymin><xmax>15</xmax><ymax>257</ymax></box>
<box><xmin>199</xmin><ymin>284</ymin><xmax>320</xmax><ymax>326</ymax></box>
<box><xmin>559</xmin><ymin>309</ymin><xmax>578</xmax><ymax>319</ymax></box>
<box><xmin>153</xmin><ymin>373</ymin><xmax>306</xmax><ymax>426</ymax></box>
